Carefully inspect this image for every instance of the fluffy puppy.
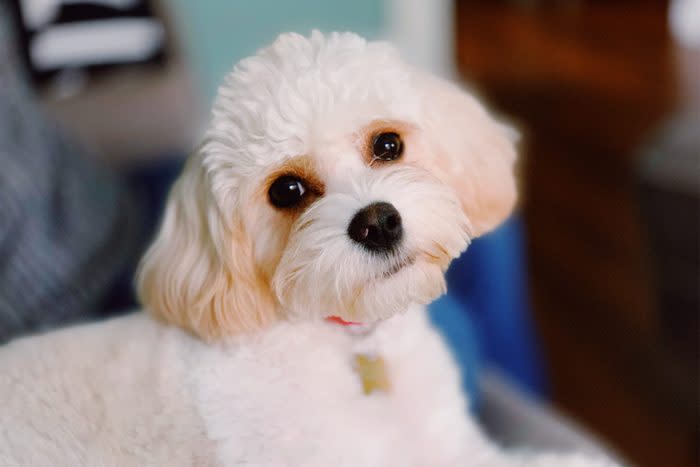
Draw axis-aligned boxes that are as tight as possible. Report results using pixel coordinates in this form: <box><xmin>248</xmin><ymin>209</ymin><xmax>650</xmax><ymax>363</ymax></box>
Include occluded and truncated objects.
<box><xmin>0</xmin><ymin>32</ymin><xmax>616</xmax><ymax>467</ymax></box>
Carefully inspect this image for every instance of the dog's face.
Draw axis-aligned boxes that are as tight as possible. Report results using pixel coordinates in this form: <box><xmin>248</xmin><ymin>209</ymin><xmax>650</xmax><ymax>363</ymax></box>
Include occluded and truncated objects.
<box><xmin>138</xmin><ymin>32</ymin><xmax>518</xmax><ymax>340</ymax></box>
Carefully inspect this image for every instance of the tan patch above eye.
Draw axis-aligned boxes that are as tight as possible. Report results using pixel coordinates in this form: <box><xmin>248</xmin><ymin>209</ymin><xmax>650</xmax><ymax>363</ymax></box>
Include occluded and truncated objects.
<box><xmin>356</xmin><ymin>119</ymin><xmax>415</xmax><ymax>166</ymax></box>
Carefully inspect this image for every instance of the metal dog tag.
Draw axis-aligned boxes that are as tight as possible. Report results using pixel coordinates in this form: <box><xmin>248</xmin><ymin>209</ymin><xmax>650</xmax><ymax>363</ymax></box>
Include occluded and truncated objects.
<box><xmin>353</xmin><ymin>353</ymin><xmax>391</xmax><ymax>395</ymax></box>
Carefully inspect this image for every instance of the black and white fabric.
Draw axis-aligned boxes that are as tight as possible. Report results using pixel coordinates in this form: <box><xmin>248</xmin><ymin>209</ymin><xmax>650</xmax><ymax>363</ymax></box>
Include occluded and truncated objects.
<box><xmin>0</xmin><ymin>14</ymin><xmax>142</xmax><ymax>343</ymax></box>
<box><xmin>7</xmin><ymin>0</ymin><xmax>166</xmax><ymax>86</ymax></box>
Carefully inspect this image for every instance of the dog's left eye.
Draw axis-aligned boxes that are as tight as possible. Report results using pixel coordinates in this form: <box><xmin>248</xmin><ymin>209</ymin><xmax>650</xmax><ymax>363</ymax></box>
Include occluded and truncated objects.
<box><xmin>269</xmin><ymin>175</ymin><xmax>307</xmax><ymax>208</ymax></box>
<box><xmin>372</xmin><ymin>132</ymin><xmax>403</xmax><ymax>161</ymax></box>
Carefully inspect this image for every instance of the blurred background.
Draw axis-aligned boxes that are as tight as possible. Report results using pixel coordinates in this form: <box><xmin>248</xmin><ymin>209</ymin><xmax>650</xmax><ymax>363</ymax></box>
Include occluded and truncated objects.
<box><xmin>0</xmin><ymin>1</ymin><xmax>697</xmax><ymax>466</ymax></box>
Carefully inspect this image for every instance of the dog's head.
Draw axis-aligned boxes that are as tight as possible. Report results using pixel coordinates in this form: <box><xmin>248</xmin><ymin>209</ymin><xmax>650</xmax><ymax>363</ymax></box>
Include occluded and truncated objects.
<box><xmin>137</xmin><ymin>32</ymin><xmax>518</xmax><ymax>340</ymax></box>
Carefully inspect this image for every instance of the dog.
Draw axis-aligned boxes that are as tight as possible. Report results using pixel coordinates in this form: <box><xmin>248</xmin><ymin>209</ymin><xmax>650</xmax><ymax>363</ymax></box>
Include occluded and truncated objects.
<box><xmin>0</xmin><ymin>32</ymin><xmax>616</xmax><ymax>466</ymax></box>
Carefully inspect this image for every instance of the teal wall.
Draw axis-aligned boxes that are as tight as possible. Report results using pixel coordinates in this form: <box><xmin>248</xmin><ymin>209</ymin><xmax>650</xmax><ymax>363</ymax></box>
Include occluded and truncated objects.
<box><xmin>167</xmin><ymin>0</ymin><xmax>384</xmax><ymax>103</ymax></box>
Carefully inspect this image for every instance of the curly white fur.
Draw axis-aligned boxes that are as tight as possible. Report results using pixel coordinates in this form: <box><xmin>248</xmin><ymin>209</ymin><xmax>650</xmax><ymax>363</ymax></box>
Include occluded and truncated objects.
<box><xmin>0</xmin><ymin>31</ymin><xmax>618</xmax><ymax>466</ymax></box>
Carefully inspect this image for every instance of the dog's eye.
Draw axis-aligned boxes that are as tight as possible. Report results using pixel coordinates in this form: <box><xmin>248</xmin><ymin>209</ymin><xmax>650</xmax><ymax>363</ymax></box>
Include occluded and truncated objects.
<box><xmin>372</xmin><ymin>132</ymin><xmax>403</xmax><ymax>161</ymax></box>
<box><xmin>269</xmin><ymin>175</ymin><xmax>307</xmax><ymax>208</ymax></box>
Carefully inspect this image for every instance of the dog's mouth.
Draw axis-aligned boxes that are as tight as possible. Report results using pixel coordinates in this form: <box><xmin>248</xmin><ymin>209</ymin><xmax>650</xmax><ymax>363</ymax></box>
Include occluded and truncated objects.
<box><xmin>380</xmin><ymin>255</ymin><xmax>416</xmax><ymax>280</ymax></box>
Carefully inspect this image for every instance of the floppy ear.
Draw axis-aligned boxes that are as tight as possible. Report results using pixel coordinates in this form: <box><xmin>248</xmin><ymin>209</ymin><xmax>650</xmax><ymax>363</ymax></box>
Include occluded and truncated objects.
<box><xmin>136</xmin><ymin>156</ymin><xmax>277</xmax><ymax>340</ymax></box>
<box><xmin>417</xmin><ymin>72</ymin><xmax>518</xmax><ymax>237</ymax></box>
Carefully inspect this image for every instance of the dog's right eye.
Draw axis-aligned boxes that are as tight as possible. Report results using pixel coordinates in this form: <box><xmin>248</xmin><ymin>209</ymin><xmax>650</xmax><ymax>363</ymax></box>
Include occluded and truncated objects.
<box><xmin>268</xmin><ymin>175</ymin><xmax>307</xmax><ymax>208</ymax></box>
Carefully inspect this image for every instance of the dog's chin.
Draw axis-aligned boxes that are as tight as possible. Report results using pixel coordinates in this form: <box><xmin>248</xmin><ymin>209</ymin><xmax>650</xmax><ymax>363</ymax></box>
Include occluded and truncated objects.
<box><xmin>349</xmin><ymin>257</ymin><xmax>446</xmax><ymax>322</ymax></box>
<box><xmin>275</xmin><ymin>256</ymin><xmax>447</xmax><ymax>324</ymax></box>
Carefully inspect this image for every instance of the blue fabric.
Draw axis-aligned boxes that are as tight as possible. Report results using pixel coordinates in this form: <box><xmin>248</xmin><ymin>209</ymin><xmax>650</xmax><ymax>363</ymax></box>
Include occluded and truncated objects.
<box><xmin>100</xmin><ymin>157</ymin><xmax>185</xmax><ymax>315</ymax></box>
<box><xmin>429</xmin><ymin>215</ymin><xmax>547</xmax><ymax>404</ymax></box>
<box><xmin>428</xmin><ymin>294</ymin><xmax>482</xmax><ymax>410</ymax></box>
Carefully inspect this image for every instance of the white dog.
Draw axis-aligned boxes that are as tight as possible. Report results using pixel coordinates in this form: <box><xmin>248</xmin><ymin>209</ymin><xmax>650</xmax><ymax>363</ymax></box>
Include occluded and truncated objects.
<box><xmin>0</xmin><ymin>32</ymin><xmax>616</xmax><ymax>467</ymax></box>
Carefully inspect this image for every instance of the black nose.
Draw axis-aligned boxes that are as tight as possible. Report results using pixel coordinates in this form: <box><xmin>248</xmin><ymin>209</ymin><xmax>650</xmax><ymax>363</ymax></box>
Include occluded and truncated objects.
<box><xmin>348</xmin><ymin>202</ymin><xmax>403</xmax><ymax>252</ymax></box>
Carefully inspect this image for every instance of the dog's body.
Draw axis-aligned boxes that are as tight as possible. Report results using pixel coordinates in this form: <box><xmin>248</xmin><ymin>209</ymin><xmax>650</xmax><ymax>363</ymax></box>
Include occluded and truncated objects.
<box><xmin>0</xmin><ymin>309</ymin><xmax>607</xmax><ymax>466</ymax></box>
<box><xmin>0</xmin><ymin>32</ymin><xmax>616</xmax><ymax>466</ymax></box>
<box><xmin>0</xmin><ymin>307</ymin><xmax>489</xmax><ymax>466</ymax></box>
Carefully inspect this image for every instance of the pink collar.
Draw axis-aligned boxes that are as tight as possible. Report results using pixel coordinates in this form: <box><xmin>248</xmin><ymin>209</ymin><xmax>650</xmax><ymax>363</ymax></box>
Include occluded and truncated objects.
<box><xmin>325</xmin><ymin>316</ymin><xmax>363</xmax><ymax>326</ymax></box>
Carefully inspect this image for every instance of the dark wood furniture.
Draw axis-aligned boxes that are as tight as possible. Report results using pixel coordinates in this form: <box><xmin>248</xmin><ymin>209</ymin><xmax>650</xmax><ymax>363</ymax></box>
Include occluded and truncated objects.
<box><xmin>454</xmin><ymin>2</ymin><xmax>699</xmax><ymax>466</ymax></box>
